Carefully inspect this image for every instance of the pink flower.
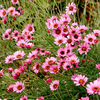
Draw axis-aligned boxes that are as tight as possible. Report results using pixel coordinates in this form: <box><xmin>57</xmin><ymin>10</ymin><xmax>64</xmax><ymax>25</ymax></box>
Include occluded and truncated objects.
<box><xmin>16</xmin><ymin>40</ymin><xmax>26</xmax><ymax>48</ymax></box>
<box><xmin>45</xmin><ymin>78</ymin><xmax>52</xmax><ymax>83</ymax></box>
<box><xmin>51</xmin><ymin>20</ymin><xmax>60</xmax><ymax>29</ymax></box>
<box><xmin>12</xmin><ymin>69</ymin><xmax>21</xmax><ymax>79</ymax></box>
<box><xmin>2</xmin><ymin>17</ymin><xmax>7</xmax><ymax>24</ymax></box>
<box><xmin>13</xmin><ymin>81</ymin><xmax>25</xmax><ymax>93</ymax></box>
<box><xmin>0</xmin><ymin>69</ymin><xmax>3</xmax><ymax>77</ymax></box>
<box><xmin>11</xmin><ymin>0</ymin><xmax>18</xmax><ymax>4</ymax></box>
<box><xmin>49</xmin><ymin>65</ymin><xmax>59</xmax><ymax>74</ymax></box>
<box><xmin>25</xmin><ymin>34</ymin><xmax>32</xmax><ymax>42</ymax></box>
<box><xmin>54</xmin><ymin>36</ymin><xmax>66</xmax><ymax>46</ymax></box>
<box><xmin>93</xmin><ymin>29</ymin><xmax>100</xmax><ymax>37</ymax></box>
<box><xmin>22</xmin><ymin>29</ymin><xmax>29</xmax><ymax>36</ymax></box>
<box><xmin>12</xmin><ymin>11</ymin><xmax>20</xmax><ymax>16</ymax></box>
<box><xmin>96</xmin><ymin>64</ymin><xmax>100</xmax><ymax>70</ymax></box>
<box><xmin>5</xmin><ymin>55</ymin><xmax>14</xmax><ymax>63</ymax></box>
<box><xmin>33</xmin><ymin>62</ymin><xmax>40</xmax><ymax>73</ymax></box>
<box><xmin>25</xmin><ymin>42</ymin><xmax>34</xmax><ymax>48</ymax></box>
<box><xmin>52</xmin><ymin>27</ymin><xmax>62</xmax><ymax>37</ymax></box>
<box><xmin>78</xmin><ymin>97</ymin><xmax>89</xmax><ymax>100</ymax></box>
<box><xmin>7</xmin><ymin>84</ymin><xmax>15</xmax><ymax>92</ymax></box>
<box><xmin>8</xmin><ymin>68</ymin><xmax>13</xmax><ymax>72</ymax></box>
<box><xmin>12</xmin><ymin>30</ymin><xmax>19</xmax><ymax>40</ymax></box>
<box><xmin>74</xmin><ymin>74</ymin><xmax>88</xmax><ymax>86</ymax></box>
<box><xmin>0</xmin><ymin>8</ymin><xmax>7</xmax><ymax>18</ymax></box>
<box><xmin>86</xmin><ymin>80</ymin><xmax>100</xmax><ymax>95</ymax></box>
<box><xmin>36</xmin><ymin>96</ymin><xmax>44</xmax><ymax>100</ymax></box>
<box><xmin>13</xmin><ymin>50</ymin><xmax>25</xmax><ymax>60</ymax></box>
<box><xmin>20</xmin><ymin>95</ymin><xmax>27</xmax><ymax>100</ymax></box>
<box><xmin>84</xmin><ymin>34</ymin><xmax>96</xmax><ymax>44</ymax></box>
<box><xmin>25</xmin><ymin>59</ymin><xmax>32</xmax><ymax>64</ymax></box>
<box><xmin>57</xmin><ymin>48</ymin><xmax>66</xmax><ymax>57</ymax></box>
<box><xmin>66</xmin><ymin>2</ymin><xmax>76</xmax><ymax>15</ymax></box>
<box><xmin>5</xmin><ymin>29</ymin><xmax>12</xmax><ymax>34</ymax></box>
<box><xmin>63</xmin><ymin>62</ymin><xmax>72</xmax><ymax>70</ymax></box>
<box><xmin>78</xmin><ymin>43</ymin><xmax>91</xmax><ymax>55</ymax></box>
<box><xmin>60</xmin><ymin>17</ymin><xmax>71</xmax><ymax>26</ymax></box>
<box><xmin>45</xmin><ymin>51</ymin><xmax>51</xmax><ymax>55</ymax></box>
<box><xmin>42</xmin><ymin>62</ymin><xmax>51</xmax><ymax>72</ymax></box>
<box><xmin>2</xmin><ymin>33</ymin><xmax>10</xmax><ymax>40</ymax></box>
<box><xmin>19</xmin><ymin>65</ymin><xmax>27</xmax><ymax>73</ymax></box>
<box><xmin>50</xmin><ymin>80</ymin><xmax>59</xmax><ymax>91</ymax></box>
<box><xmin>45</xmin><ymin>57</ymin><xmax>56</xmax><ymax>65</ymax></box>
<box><xmin>27</xmin><ymin>50</ymin><xmax>38</xmax><ymax>60</ymax></box>
<box><xmin>7</xmin><ymin>7</ymin><xmax>15</xmax><ymax>15</ymax></box>
<box><xmin>25</xmin><ymin>24</ymin><xmax>35</xmax><ymax>34</ymax></box>
<box><xmin>71</xmin><ymin>74</ymin><xmax>78</xmax><ymax>82</ymax></box>
<box><xmin>79</xmin><ymin>25</ymin><xmax>88</xmax><ymax>33</ymax></box>
<box><xmin>20</xmin><ymin>10</ymin><xmax>24</xmax><ymax>13</ymax></box>
<box><xmin>69</xmin><ymin>55</ymin><xmax>79</xmax><ymax>64</ymax></box>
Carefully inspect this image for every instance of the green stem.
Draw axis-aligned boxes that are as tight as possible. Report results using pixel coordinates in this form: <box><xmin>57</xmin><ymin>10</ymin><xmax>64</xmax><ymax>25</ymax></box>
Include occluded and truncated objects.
<box><xmin>57</xmin><ymin>89</ymin><xmax>63</xmax><ymax>100</ymax></box>
<box><xmin>52</xmin><ymin>91</ymin><xmax>59</xmax><ymax>100</ymax></box>
<box><xmin>96</xmin><ymin>94</ymin><xmax>99</xmax><ymax>100</ymax></box>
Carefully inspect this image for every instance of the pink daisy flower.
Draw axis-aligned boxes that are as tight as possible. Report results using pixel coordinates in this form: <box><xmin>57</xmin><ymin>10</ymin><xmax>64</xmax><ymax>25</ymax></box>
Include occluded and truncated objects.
<box><xmin>13</xmin><ymin>81</ymin><xmax>25</xmax><ymax>93</ymax></box>
<box><xmin>51</xmin><ymin>20</ymin><xmax>60</xmax><ymax>29</ymax></box>
<box><xmin>25</xmin><ymin>24</ymin><xmax>35</xmax><ymax>34</ymax></box>
<box><xmin>5</xmin><ymin>28</ymin><xmax>12</xmax><ymax>34</ymax></box>
<box><xmin>40</xmin><ymin>49</ymin><xmax>46</xmax><ymax>55</ymax></box>
<box><xmin>60</xmin><ymin>14</ymin><xmax>70</xmax><ymax>20</ymax></box>
<box><xmin>25</xmin><ymin>34</ymin><xmax>32</xmax><ymax>42</ymax></box>
<box><xmin>71</xmin><ymin>74</ymin><xmax>78</xmax><ymax>82</ymax></box>
<box><xmin>62</xmin><ymin>62</ymin><xmax>72</xmax><ymax>70</ymax></box>
<box><xmin>33</xmin><ymin>62</ymin><xmax>40</xmax><ymax>73</ymax></box>
<box><xmin>12</xmin><ymin>11</ymin><xmax>20</xmax><ymax>16</ymax></box>
<box><xmin>78</xmin><ymin>97</ymin><xmax>89</xmax><ymax>100</ymax></box>
<box><xmin>36</xmin><ymin>96</ymin><xmax>44</xmax><ymax>100</ymax></box>
<box><xmin>83</xmin><ymin>34</ymin><xmax>96</xmax><ymax>44</ymax></box>
<box><xmin>66</xmin><ymin>2</ymin><xmax>76</xmax><ymax>15</ymax></box>
<box><xmin>96</xmin><ymin>64</ymin><xmax>100</xmax><ymax>70</ymax></box>
<box><xmin>50</xmin><ymin>16</ymin><xmax>58</xmax><ymax>23</ymax></box>
<box><xmin>19</xmin><ymin>65</ymin><xmax>27</xmax><ymax>73</ymax></box>
<box><xmin>27</xmin><ymin>50</ymin><xmax>38</xmax><ymax>60</ymax></box>
<box><xmin>22</xmin><ymin>29</ymin><xmax>29</xmax><ymax>36</ymax></box>
<box><xmin>54</xmin><ymin>36</ymin><xmax>66</xmax><ymax>46</ymax></box>
<box><xmin>7</xmin><ymin>7</ymin><xmax>15</xmax><ymax>15</ymax></box>
<box><xmin>7</xmin><ymin>84</ymin><xmax>15</xmax><ymax>92</ymax></box>
<box><xmin>11</xmin><ymin>0</ymin><xmax>19</xmax><ymax>4</ymax></box>
<box><xmin>25</xmin><ymin>42</ymin><xmax>34</xmax><ymax>48</ymax></box>
<box><xmin>45</xmin><ymin>57</ymin><xmax>57</xmax><ymax>65</ymax></box>
<box><xmin>66</xmin><ymin>36</ymin><xmax>74</xmax><ymax>45</ymax></box>
<box><xmin>57</xmin><ymin>58</ymin><xmax>66</xmax><ymax>66</ymax></box>
<box><xmin>0</xmin><ymin>8</ymin><xmax>7</xmax><ymax>18</ymax></box>
<box><xmin>93</xmin><ymin>29</ymin><xmax>100</xmax><ymax>37</ymax></box>
<box><xmin>25</xmin><ymin>59</ymin><xmax>32</xmax><ymax>64</ymax></box>
<box><xmin>20</xmin><ymin>95</ymin><xmax>28</xmax><ymax>100</ymax></box>
<box><xmin>0</xmin><ymin>69</ymin><xmax>3</xmax><ymax>78</ymax></box>
<box><xmin>13</xmin><ymin>50</ymin><xmax>25</xmax><ymax>60</ymax></box>
<box><xmin>5</xmin><ymin>55</ymin><xmax>14</xmax><ymax>63</ymax></box>
<box><xmin>2</xmin><ymin>33</ymin><xmax>10</xmax><ymax>40</ymax></box>
<box><xmin>74</xmin><ymin>74</ymin><xmax>88</xmax><ymax>86</ymax></box>
<box><xmin>12</xmin><ymin>69</ymin><xmax>21</xmax><ymax>79</ymax></box>
<box><xmin>52</xmin><ymin>27</ymin><xmax>62</xmax><ymax>37</ymax></box>
<box><xmin>72</xmin><ymin>33</ymin><xmax>82</xmax><ymax>42</ymax></box>
<box><xmin>86</xmin><ymin>80</ymin><xmax>100</xmax><ymax>95</ymax></box>
<box><xmin>69</xmin><ymin>55</ymin><xmax>79</xmax><ymax>64</ymax></box>
<box><xmin>42</xmin><ymin>62</ymin><xmax>51</xmax><ymax>72</ymax></box>
<box><xmin>79</xmin><ymin>25</ymin><xmax>88</xmax><ymax>33</ymax></box>
<box><xmin>78</xmin><ymin>43</ymin><xmax>91</xmax><ymax>55</ymax></box>
<box><xmin>49</xmin><ymin>65</ymin><xmax>59</xmax><ymax>74</ymax></box>
<box><xmin>57</xmin><ymin>48</ymin><xmax>66</xmax><ymax>57</ymax></box>
<box><xmin>46</xmin><ymin>19</ymin><xmax>52</xmax><ymax>29</ymax></box>
<box><xmin>50</xmin><ymin>80</ymin><xmax>59</xmax><ymax>91</ymax></box>
<box><xmin>60</xmin><ymin>17</ymin><xmax>71</xmax><ymax>26</ymax></box>
<box><xmin>16</xmin><ymin>40</ymin><xmax>26</xmax><ymax>48</ymax></box>
<box><xmin>2</xmin><ymin>17</ymin><xmax>7</xmax><ymax>24</ymax></box>
<box><xmin>71</xmin><ymin>22</ymin><xmax>78</xmax><ymax>28</ymax></box>
<box><xmin>12</xmin><ymin>30</ymin><xmax>19</xmax><ymax>40</ymax></box>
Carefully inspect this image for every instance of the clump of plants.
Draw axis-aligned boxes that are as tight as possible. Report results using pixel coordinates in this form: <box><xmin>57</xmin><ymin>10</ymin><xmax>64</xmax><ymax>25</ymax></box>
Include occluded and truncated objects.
<box><xmin>0</xmin><ymin>0</ymin><xmax>100</xmax><ymax>100</ymax></box>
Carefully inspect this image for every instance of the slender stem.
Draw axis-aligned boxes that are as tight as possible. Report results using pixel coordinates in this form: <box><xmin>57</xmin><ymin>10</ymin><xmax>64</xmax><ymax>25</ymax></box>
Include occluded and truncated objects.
<box><xmin>96</xmin><ymin>94</ymin><xmax>99</xmax><ymax>100</ymax></box>
<box><xmin>57</xmin><ymin>89</ymin><xmax>63</xmax><ymax>100</ymax></box>
<box><xmin>52</xmin><ymin>91</ymin><xmax>59</xmax><ymax>100</ymax></box>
